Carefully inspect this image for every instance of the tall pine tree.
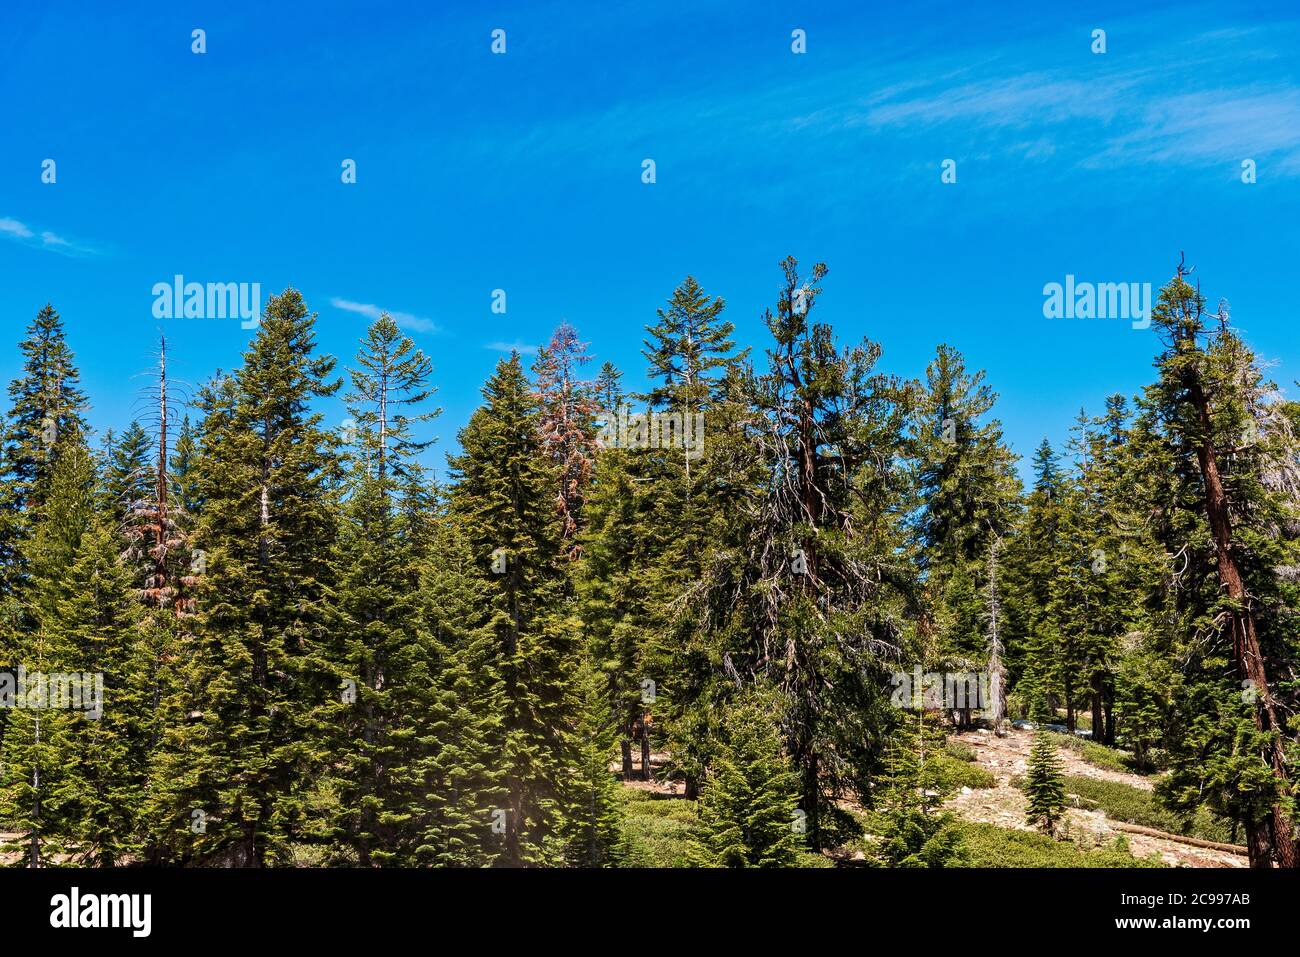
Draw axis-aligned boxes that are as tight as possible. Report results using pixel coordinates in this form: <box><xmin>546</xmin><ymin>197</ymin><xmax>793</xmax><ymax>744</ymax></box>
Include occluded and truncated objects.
<box><xmin>448</xmin><ymin>354</ymin><xmax>582</xmax><ymax>865</ymax></box>
<box><xmin>147</xmin><ymin>288</ymin><xmax>342</xmax><ymax>866</ymax></box>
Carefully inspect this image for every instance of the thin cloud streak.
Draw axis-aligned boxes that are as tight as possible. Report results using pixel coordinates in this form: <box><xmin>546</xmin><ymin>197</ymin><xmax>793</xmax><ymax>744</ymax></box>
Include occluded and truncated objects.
<box><xmin>471</xmin><ymin>17</ymin><xmax>1300</xmax><ymax>191</ymax></box>
<box><xmin>331</xmin><ymin>296</ymin><xmax>439</xmax><ymax>333</ymax></box>
<box><xmin>0</xmin><ymin>216</ymin><xmax>96</xmax><ymax>255</ymax></box>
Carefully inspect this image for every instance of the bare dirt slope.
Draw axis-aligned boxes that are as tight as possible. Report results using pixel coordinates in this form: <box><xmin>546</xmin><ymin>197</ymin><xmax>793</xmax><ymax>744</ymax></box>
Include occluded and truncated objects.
<box><xmin>944</xmin><ymin>728</ymin><xmax>1247</xmax><ymax>868</ymax></box>
<box><xmin>946</xmin><ymin>728</ymin><xmax>1248</xmax><ymax>868</ymax></box>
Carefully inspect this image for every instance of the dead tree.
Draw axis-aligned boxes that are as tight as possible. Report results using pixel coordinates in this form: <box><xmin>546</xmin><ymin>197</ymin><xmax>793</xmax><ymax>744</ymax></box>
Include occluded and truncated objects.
<box><xmin>125</xmin><ymin>335</ymin><xmax>194</xmax><ymax>614</ymax></box>
<box><xmin>985</xmin><ymin>535</ymin><xmax>1008</xmax><ymax>735</ymax></box>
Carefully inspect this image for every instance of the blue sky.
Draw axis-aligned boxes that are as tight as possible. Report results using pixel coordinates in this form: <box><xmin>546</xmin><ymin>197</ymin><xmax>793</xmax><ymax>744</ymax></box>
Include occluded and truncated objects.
<box><xmin>3</xmin><ymin>0</ymin><xmax>1299</xmax><ymax>481</ymax></box>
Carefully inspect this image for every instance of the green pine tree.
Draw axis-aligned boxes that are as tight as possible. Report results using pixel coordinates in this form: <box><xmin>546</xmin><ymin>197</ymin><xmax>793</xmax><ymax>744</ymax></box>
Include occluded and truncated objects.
<box><xmin>169</xmin><ymin>415</ymin><xmax>202</xmax><ymax>519</ymax></box>
<box><xmin>1024</xmin><ymin>728</ymin><xmax>1067</xmax><ymax>835</ymax></box>
<box><xmin>322</xmin><ymin>472</ymin><xmax>426</xmax><ymax>864</ymax></box>
<box><xmin>691</xmin><ymin>691</ymin><xmax>802</xmax><ymax>868</ymax></box>
<box><xmin>593</xmin><ymin>361</ymin><xmax>623</xmax><ymax>414</ymax></box>
<box><xmin>0</xmin><ymin>432</ymin><xmax>97</xmax><ymax>865</ymax></box>
<box><xmin>409</xmin><ymin>519</ymin><xmax>506</xmax><ymax>867</ymax></box>
<box><xmin>101</xmin><ymin>420</ymin><xmax>152</xmax><ymax>522</ymax></box>
<box><xmin>695</xmin><ymin>257</ymin><xmax>914</xmax><ymax>847</ymax></box>
<box><xmin>1143</xmin><ymin>263</ymin><xmax>1300</xmax><ymax>867</ymax></box>
<box><xmin>448</xmin><ymin>353</ymin><xmax>581</xmax><ymax>866</ymax></box>
<box><xmin>567</xmin><ymin>652</ymin><xmax>624</xmax><ymax>867</ymax></box>
<box><xmin>320</xmin><ymin>314</ymin><xmax>442</xmax><ymax>865</ymax></box>
<box><xmin>873</xmin><ymin>711</ymin><xmax>966</xmax><ymax>867</ymax></box>
<box><xmin>641</xmin><ymin>275</ymin><xmax>746</xmax><ymax>412</ymax></box>
<box><xmin>908</xmin><ymin>343</ymin><xmax>1020</xmax><ymax>693</ymax></box>
<box><xmin>49</xmin><ymin>516</ymin><xmax>145</xmax><ymax>865</ymax></box>
<box><xmin>0</xmin><ymin>304</ymin><xmax>90</xmax><ymax>596</ymax></box>
<box><xmin>343</xmin><ymin>312</ymin><xmax>439</xmax><ymax>487</ymax></box>
<box><xmin>146</xmin><ymin>288</ymin><xmax>342</xmax><ymax>866</ymax></box>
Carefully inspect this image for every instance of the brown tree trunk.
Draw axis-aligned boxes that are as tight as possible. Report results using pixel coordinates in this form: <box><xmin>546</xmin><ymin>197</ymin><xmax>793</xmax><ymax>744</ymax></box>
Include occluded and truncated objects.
<box><xmin>802</xmin><ymin>753</ymin><xmax>819</xmax><ymax>848</ymax></box>
<box><xmin>1090</xmin><ymin>677</ymin><xmax>1104</xmax><ymax>742</ymax></box>
<box><xmin>29</xmin><ymin>715</ymin><xmax>40</xmax><ymax>869</ymax></box>
<box><xmin>236</xmin><ymin>827</ymin><xmax>260</xmax><ymax>868</ymax></box>
<box><xmin>639</xmin><ymin>716</ymin><xmax>654</xmax><ymax>782</ymax></box>
<box><xmin>620</xmin><ymin>738</ymin><xmax>633</xmax><ymax>780</ymax></box>
<box><xmin>1189</xmin><ymin>378</ymin><xmax>1297</xmax><ymax>868</ymax></box>
<box><xmin>1103</xmin><ymin>685</ymin><xmax>1116</xmax><ymax>746</ymax></box>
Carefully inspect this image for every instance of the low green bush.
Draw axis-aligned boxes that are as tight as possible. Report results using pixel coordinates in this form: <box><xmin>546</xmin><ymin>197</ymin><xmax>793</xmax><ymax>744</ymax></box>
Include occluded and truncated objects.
<box><xmin>1055</xmin><ymin>775</ymin><xmax>1236</xmax><ymax>844</ymax></box>
<box><xmin>614</xmin><ymin>790</ymin><xmax>832</xmax><ymax>867</ymax></box>
<box><xmin>794</xmin><ymin>850</ymin><xmax>836</xmax><ymax>868</ymax></box>
<box><xmin>616</xmin><ymin>792</ymin><xmax>699</xmax><ymax>866</ymax></box>
<box><xmin>616</xmin><ymin>792</ymin><xmax>698</xmax><ymax>822</ymax></box>
<box><xmin>950</xmin><ymin>820</ymin><xmax>1164</xmax><ymax>868</ymax></box>
<box><xmin>931</xmin><ymin>752</ymin><xmax>996</xmax><ymax>792</ymax></box>
<box><xmin>943</xmin><ymin>740</ymin><xmax>977</xmax><ymax>763</ymax></box>
<box><xmin>617</xmin><ymin>813</ymin><xmax>697</xmax><ymax>867</ymax></box>
<box><xmin>1046</xmin><ymin>732</ymin><xmax>1139</xmax><ymax>774</ymax></box>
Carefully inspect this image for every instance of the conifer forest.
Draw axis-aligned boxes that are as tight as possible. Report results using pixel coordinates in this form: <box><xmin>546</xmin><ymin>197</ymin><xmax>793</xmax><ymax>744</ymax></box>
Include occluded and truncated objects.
<box><xmin>1</xmin><ymin>259</ymin><xmax>1297</xmax><ymax>873</ymax></box>
<box><xmin>4</xmin><ymin>10</ymin><xmax>1299</xmax><ymax>946</ymax></box>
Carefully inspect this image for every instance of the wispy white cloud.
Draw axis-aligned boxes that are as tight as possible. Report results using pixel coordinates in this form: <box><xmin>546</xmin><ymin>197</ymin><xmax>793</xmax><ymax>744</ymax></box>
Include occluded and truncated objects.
<box><xmin>0</xmin><ymin>218</ymin><xmax>34</xmax><ymax>239</ymax></box>
<box><xmin>331</xmin><ymin>296</ymin><xmax>439</xmax><ymax>333</ymax></box>
<box><xmin>851</xmin><ymin>71</ymin><xmax>1300</xmax><ymax>174</ymax></box>
<box><xmin>798</xmin><ymin>22</ymin><xmax>1300</xmax><ymax>178</ymax></box>
<box><xmin>40</xmin><ymin>231</ymin><xmax>73</xmax><ymax>250</ymax></box>
<box><xmin>855</xmin><ymin>74</ymin><xmax>1128</xmax><ymax>130</ymax></box>
<box><xmin>485</xmin><ymin>340</ymin><xmax>539</xmax><ymax>357</ymax></box>
<box><xmin>482</xmin><ymin>15</ymin><xmax>1300</xmax><ymax>199</ymax></box>
<box><xmin>0</xmin><ymin>216</ymin><xmax>96</xmax><ymax>255</ymax></box>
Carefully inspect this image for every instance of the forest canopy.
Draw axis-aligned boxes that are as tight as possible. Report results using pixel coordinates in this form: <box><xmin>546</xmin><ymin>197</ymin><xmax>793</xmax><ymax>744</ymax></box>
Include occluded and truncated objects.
<box><xmin>0</xmin><ymin>255</ymin><xmax>1296</xmax><ymax>869</ymax></box>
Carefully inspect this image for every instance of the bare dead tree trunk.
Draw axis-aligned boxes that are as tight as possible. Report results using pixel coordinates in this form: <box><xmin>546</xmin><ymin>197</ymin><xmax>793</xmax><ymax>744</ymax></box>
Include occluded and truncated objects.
<box><xmin>986</xmin><ymin>536</ymin><xmax>1007</xmax><ymax>735</ymax></box>
<box><xmin>155</xmin><ymin>336</ymin><xmax>170</xmax><ymax>603</ymax></box>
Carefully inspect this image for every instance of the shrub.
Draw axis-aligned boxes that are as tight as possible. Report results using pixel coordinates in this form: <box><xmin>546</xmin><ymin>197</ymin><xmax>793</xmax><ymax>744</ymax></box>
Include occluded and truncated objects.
<box><xmin>617</xmin><ymin>812</ymin><xmax>697</xmax><ymax>868</ymax></box>
<box><xmin>942</xmin><ymin>740</ymin><xmax>977</xmax><ymax>763</ymax></box>
<box><xmin>1046</xmin><ymin>732</ymin><xmax>1139</xmax><ymax>774</ymax></box>
<box><xmin>1054</xmin><ymin>775</ymin><xmax>1236</xmax><ymax>844</ymax></box>
<box><xmin>616</xmin><ymin>792</ymin><xmax>698</xmax><ymax>822</ymax></box>
<box><xmin>931</xmin><ymin>752</ymin><xmax>995</xmax><ymax>792</ymax></box>
<box><xmin>794</xmin><ymin>850</ymin><xmax>836</xmax><ymax>868</ymax></box>
<box><xmin>951</xmin><ymin>821</ymin><xmax>1164</xmax><ymax>868</ymax></box>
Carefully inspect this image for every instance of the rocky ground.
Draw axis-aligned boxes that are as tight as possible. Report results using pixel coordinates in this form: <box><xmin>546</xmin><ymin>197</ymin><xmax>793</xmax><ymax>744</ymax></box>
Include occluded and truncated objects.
<box><xmin>943</xmin><ymin>727</ymin><xmax>1248</xmax><ymax>868</ymax></box>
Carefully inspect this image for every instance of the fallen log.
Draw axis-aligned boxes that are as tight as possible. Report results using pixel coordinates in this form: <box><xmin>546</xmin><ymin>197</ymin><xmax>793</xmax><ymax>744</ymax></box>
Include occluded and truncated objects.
<box><xmin>1108</xmin><ymin>821</ymin><xmax>1249</xmax><ymax>857</ymax></box>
